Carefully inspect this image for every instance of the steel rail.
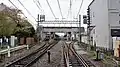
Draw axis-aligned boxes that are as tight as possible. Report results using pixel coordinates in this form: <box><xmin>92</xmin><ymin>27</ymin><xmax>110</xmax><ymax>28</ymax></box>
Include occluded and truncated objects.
<box><xmin>5</xmin><ymin>41</ymin><xmax>58</xmax><ymax>67</ymax></box>
<box><xmin>64</xmin><ymin>41</ymin><xmax>95</xmax><ymax>67</ymax></box>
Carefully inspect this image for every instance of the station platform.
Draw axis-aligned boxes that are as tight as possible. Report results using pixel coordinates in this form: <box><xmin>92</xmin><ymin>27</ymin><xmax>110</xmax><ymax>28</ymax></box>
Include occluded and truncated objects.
<box><xmin>0</xmin><ymin>42</ymin><xmax>45</xmax><ymax>67</ymax></box>
<box><xmin>0</xmin><ymin>45</ymin><xmax>27</xmax><ymax>55</ymax></box>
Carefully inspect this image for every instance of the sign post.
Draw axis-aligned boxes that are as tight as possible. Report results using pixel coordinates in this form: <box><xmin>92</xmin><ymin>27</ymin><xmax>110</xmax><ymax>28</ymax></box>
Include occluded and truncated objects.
<box><xmin>7</xmin><ymin>46</ymin><xmax>10</xmax><ymax>57</ymax></box>
<box><xmin>0</xmin><ymin>38</ymin><xmax>2</xmax><ymax>48</ymax></box>
<box><xmin>47</xmin><ymin>50</ymin><xmax>51</xmax><ymax>63</ymax></box>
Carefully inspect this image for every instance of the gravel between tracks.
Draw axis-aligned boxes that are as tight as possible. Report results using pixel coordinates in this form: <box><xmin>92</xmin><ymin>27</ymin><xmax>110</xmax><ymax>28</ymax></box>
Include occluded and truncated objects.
<box><xmin>31</xmin><ymin>41</ymin><xmax>62</xmax><ymax>67</ymax></box>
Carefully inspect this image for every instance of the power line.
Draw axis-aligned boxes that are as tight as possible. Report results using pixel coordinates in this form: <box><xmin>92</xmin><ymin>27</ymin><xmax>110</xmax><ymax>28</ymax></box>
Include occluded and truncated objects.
<box><xmin>33</xmin><ymin>0</ymin><xmax>42</xmax><ymax>13</ymax></box>
<box><xmin>9</xmin><ymin>0</ymin><xmax>36</xmax><ymax>26</ymax></box>
<box><xmin>36</xmin><ymin>0</ymin><xmax>42</xmax><ymax>9</ymax></box>
<box><xmin>46</xmin><ymin>0</ymin><xmax>56</xmax><ymax>19</ymax></box>
<box><xmin>57</xmin><ymin>0</ymin><xmax>63</xmax><ymax>19</ymax></box>
<box><xmin>17</xmin><ymin>0</ymin><xmax>37</xmax><ymax>21</ymax></box>
<box><xmin>9</xmin><ymin>0</ymin><xmax>27</xmax><ymax>18</ymax></box>
<box><xmin>37</xmin><ymin>0</ymin><xmax>45</xmax><ymax>14</ymax></box>
<box><xmin>76</xmin><ymin>0</ymin><xmax>84</xmax><ymax>18</ymax></box>
<box><xmin>9</xmin><ymin>0</ymin><xmax>19</xmax><ymax>9</ymax></box>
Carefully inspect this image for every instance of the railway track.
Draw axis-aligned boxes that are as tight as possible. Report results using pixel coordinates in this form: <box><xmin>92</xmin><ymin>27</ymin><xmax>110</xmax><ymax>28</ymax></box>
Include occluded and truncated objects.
<box><xmin>5</xmin><ymin>40</ymin><xmax>58</xmax><ymax>67</ymax></box>
<box><xmin>63</xmin><ymin>41</ymin><xmax>95</xmax><ymax>67</ymax></box>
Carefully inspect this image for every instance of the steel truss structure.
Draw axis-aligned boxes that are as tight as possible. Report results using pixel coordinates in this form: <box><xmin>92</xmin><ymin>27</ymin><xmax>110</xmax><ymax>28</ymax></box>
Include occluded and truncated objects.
<box><xmin>38</xmin><ymin>20</ymin><xmax>79</xmax><ymax>24</ymax></box>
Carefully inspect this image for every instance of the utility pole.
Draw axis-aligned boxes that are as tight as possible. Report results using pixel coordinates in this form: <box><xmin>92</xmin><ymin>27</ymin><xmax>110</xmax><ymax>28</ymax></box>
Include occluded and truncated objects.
<box><xmin>87</xmin><ymin>21</ymin><xmax>91</xmax><ymax>51</ymax></box>
<box><xmin>37</xmin><ymin>14</ymin><xmax>45</xmax><ymax>42</ymax></box>
<box><xmin>79</xmin><ymin>15</ymin><xmax>81</xmax><ymax>44</ymax></box>
<box><xmin>87</xmin><ymin>7</ymin><xmax>91</xmax><ymax>51</ymax></box>
<box><xmin>37</xmin><ymin>14</ymin><xmax>40</xmax><ymax>44</ymax></box>
<box><xmin>37</xmin><ymin>14</ymin><xmax>40</xmax><ymax>27</ymax></box>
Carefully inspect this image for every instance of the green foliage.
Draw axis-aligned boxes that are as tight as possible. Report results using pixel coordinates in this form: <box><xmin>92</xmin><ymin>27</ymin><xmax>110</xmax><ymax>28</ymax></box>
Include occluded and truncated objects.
<box><xmin>14</xmin><ymin>26</ymin><xmax>35</xmax><ymax>37</ymax></box>
<box><xmin>0</xmin><ymin>4</ymin><xmax>35</xmax><ymax>37</ymax></box>
<box><xmin>0</xmin><ymin>11</ymin><xmax>16</xmax><ymax>36</ymax></box>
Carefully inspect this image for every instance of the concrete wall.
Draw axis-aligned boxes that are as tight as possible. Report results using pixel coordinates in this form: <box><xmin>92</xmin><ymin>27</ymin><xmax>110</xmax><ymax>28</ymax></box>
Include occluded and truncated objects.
<box><xmin>43</xmin><ymin>28</ymin><xmax>79</xmax><ymax>33</ymax></box>
<box><xmin>108</xmin><ymin>0</ymin><xmax>120</xmax><ymax>29</ymax></box>
<box><xmin>107</xmin><ymin>0</ymin><xmax>120</xmax><ymax>49</ymax></box>
<box><xmin>89</xmin><ymin>0</ymin><xmax>120</xmax><ymax>49</ymax></box>
<box><xmin>89</xmin><ymin>0</ymin><xmax>110</xmax><ymax>49</ymax></box>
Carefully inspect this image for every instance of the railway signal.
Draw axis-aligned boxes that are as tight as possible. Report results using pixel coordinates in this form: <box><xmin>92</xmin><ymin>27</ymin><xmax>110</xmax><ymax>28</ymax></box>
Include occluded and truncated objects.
<box><xmin>40</xmin><ymin>15</ymin><xmax>45</xmax><ymax>22</ymax></box>
<box><xmin>83</xmin><ymin>15</ymin><xmax>87</xmax><ymax>24</ymax></box>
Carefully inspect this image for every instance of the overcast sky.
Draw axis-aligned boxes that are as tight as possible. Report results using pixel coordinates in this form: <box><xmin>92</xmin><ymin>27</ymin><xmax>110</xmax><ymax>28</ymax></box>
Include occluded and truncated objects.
<box><xmin>0</xmin><ymin>0</ymin><xmax>92</xmax><ymax>29</ymax></box>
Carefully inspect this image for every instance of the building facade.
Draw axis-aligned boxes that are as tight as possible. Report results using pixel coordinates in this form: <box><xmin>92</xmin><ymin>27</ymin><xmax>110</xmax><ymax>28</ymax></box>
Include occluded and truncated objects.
<box><xmin>89</xmin><ymin>0</ymin><xmax>120</xmax><ymax>50</ymax></box>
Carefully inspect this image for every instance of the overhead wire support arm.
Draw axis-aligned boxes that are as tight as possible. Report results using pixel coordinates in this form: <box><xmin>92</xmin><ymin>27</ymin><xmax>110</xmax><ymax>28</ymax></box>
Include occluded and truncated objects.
<box><xmin>38</xmin><ymin>20</ymin><xmax>78</xmax><ymax>22</ymax></box>
<box><xmin>37</xmin><ymin>22</ymin><xmax>79</xmax><ymax>24</ymax></box>
<box><xmin>46</xmin><ymin>0</ymin><xmax>57</xmax><ymax>19</ymax></box>
<box><xmin>38</xmin><ymin>20</ymin><xmax>79</xmax><ymax>24</ymax></box>
<box><xmin>17</xmin><ymin>0</ymin><xmax>37</xmax><ymax>22</ymax></box>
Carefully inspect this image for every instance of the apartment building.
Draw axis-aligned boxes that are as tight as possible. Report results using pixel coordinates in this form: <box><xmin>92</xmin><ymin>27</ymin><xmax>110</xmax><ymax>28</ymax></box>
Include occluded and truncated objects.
<box><xmin>89</xmin><ymin>0</ymin><xmax>120</xmax><ymax>50</ymax></box>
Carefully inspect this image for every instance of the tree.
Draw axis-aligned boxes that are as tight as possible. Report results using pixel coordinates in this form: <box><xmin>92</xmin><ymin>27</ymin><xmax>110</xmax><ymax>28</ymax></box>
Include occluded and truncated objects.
<box><xmin>0</xmin><ymin>12</ymin><xmax>16</xmax><ymax>36</ymax></box>
<box><xmin>0</xmin><ymin>3</ymin><xmax>35</xmax><ymax>37</ymax></box>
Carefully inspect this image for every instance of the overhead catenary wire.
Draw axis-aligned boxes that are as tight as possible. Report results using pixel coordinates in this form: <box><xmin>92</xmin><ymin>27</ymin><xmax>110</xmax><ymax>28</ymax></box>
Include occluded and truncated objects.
<box><xmin>37</xmin><ymin>0</ymin><xmax>45</xmax><ymax>14</ymax></box>
<box><xmin>9</xmin><ymin>0</ymin><xmax>27</xmax><ymax>18</ymax></box>
<box><xmin>33</xmin><ymin>0</ymin><xmax>42</xmax><ymax>14</ymax></box>
<box><xmin>17</xmin><ymin>0</ymin><xmax>37</xmax><ymax>22</ymax></box>
<box><xmin>57</xmin><ymin>0</ymin><xmax>63</xmax><ymax>19</ymax></box>
<box><xmin>36</xmin><ymin>0</ymin><xmax>42</xmax><ymax>8</ymax></box>
<box><xmin>9</xmin><ymin>0</ymin><xmax>36</xmax><ymax>26</ymax></box>
<box><xmin>76</xmin><ymin>0</ymin><xmax>84</xmax><ymax>18</ymax></box>
<box><xmin>9</xmin><ymin>0</ymin><xmax>19</xmax><ymax>10</ymax></box>
<box><xmin>46</xmin><ymin>0</ymin><xmax>57</xmax><ymax>19</ymax></box>
<box><xmin>36</xmin><ymin>0</ymin><xmax>42</xmax><ymax>10</ymax></box>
